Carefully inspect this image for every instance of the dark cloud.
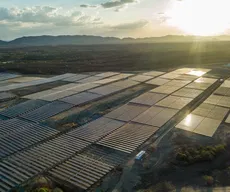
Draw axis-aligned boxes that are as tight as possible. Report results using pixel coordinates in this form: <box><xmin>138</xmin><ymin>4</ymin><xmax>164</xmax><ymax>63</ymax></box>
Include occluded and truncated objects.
<box><xmin>111</xmin><ymin>20</ymin><xmax>148</xmax><ymax>30</ymax></box>
<box><xmin>101</xmin><ymin>0</ymin><xmax>138</xmax><ymax>8</ymax></box>
<box><xmin>80</xmin><ymin>4</ymin><xmax>97</xmax><ymax>8</ymax></box>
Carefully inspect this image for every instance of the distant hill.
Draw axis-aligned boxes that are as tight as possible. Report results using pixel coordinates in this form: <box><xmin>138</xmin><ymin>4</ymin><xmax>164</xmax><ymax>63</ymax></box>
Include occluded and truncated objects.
<box><xmin>0</xmin><ymin>40</ymin><xmax>7</xmax><ymax>46</ymax></box>
<box><xmin>1</xmin><ymin>35</ymin><xmax>230</xmax><ymax>47</ymax></box>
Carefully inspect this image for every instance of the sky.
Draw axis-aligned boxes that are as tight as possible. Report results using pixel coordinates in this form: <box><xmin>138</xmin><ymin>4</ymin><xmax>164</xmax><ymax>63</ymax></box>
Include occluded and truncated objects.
<box><xmin>1</xmin><ymin>0</ymin><xmax>230</xmax><ymax>40</ymax></box>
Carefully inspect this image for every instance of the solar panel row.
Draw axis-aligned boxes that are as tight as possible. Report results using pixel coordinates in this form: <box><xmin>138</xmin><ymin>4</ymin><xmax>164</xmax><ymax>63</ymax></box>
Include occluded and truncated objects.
<box><xmin>83</xmin><ymin>145</ymin><xmax>128</xmax><ymax>166</ymax></box>
<box><xmin>0</xmin><ymin>92</ymin><xmax>16</xmax><ymax>101</ymax></box>
<box><xmin>0</xmin><ymin>99</ymin><xmax>49</xmax><ymax>118</ymax></box>
<box><xmin>0</xmin><ymin>135</ymin><xmax>90</xmax><ymax>191</ymax></box>
<box><xmin>20</xmin><ymin>101</ymin><xmax>74</xmax><ymax>122</ymax></box>
<box><xmin>49</xmin><ymin>154</ymin><xmax>113</xmax><ymax>190</ymax></box>
<box><xmin>0</xmin><ymin>122</ymin><xmax>59</xmax><ymax>158</ymax></box>
<box><xmin>67</xmin><ymin>117</ymin><xmax>125</xmax><ymax>142</ymax></box>
<box><xmin>97</xmin><ymin>122</ymin><xmax>158</xmax><ymax>153</ymax></box>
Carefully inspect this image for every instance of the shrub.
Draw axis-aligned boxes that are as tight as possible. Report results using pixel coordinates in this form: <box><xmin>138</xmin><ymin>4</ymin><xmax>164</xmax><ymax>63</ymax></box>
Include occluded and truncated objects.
<box><xmin>203</xmin><ymin>175</ymin><xmax>214</xmax><ymax>186</ymax></box>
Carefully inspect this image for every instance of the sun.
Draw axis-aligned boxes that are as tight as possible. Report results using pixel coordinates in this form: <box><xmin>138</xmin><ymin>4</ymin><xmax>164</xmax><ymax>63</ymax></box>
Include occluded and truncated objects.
<box><xmin>165</xmin><ymin>0</ymin><xmax>230</xmax><ymax>36</ymax></box>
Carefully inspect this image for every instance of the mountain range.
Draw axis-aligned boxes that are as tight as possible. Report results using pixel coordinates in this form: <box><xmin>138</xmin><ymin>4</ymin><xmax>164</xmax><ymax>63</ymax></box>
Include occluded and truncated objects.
<box><xmin>1</xmin><ymin>35</ymin><xmax>230</xmax><ymax>47</ymax></box>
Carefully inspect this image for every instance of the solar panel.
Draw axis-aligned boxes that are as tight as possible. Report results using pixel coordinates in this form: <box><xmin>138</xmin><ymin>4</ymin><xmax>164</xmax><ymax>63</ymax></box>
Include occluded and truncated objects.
<box><xmin>195</xmin><ymin>77</ymin><xmax>217</xmax><ymax>84</ymax></box>
<box><xmin>175</xmin><ymin>74</ymin><xmax>199</xmax><ymax>81</ymax></box>
<box><xmin>214</xmin><ymin>87</ymin><xmax>230</xmax><ymax>97</ymax></box>
<box><xmin>146</xmin><ymin>77</ymin><xmax>170</xmax><ymax>86</ymax></box>
<box><xmin>193</xmin><ymin>118</ymin><xmax>221</xmax><ymax>137</ymax></box>
<box><xmin>221</xmin><ymin>80</ymin><xmax>230</xmax><ymax>88</ymax></box>
<box><xmin>67</xmin><ymin>117</ymin><xmax>125</xmax><ymax>142</ymax></box>
<box><xmin>23</xmin><ymin>89</ymin><xmax>62</xmax><ymax>100</ymax></box>
<box><xmin>130</xmin><ymin>92</ymin><xmax>167</xmax><ymax>106</ymax></box>
<box><xmin>60</xmin><ymin>92</ymin><xmax>102</xmax><ymax>106</ymax></box>
<box><xmin>95</xmin><ymin>72</ymin><xmax>119</xmax><ymax>78</ymax></box>
<box><xmin>226</xmin><ymin>114</ymin><xmax>230</xmax><ymax>124</ymax></box>
<box><xmin>204</xmin><ymin>95</ymin><xmax>230</xmax><ymax>108</ymax></box>
<box><xmin>53</xmin><ymin>83</ymin><xmax>80</xmax><ymax>90</ymax></box>
<box><xmin>0</xmin><ymin>122</ymin><xmax>59</xmax><ymax>158</ymax></box>
<box><xmin>192</xmin><ymin>103</ymin><xmax>229</xmax><ymax>121</ymax></box>
<box><xmin>105</xmin><ymin>103</ymin><xmax>149</xmax><ymax>122</ymax></box>
<box><xmin>0</xmin><ymin>135</ymin><xmax>90</xmax><ymax>191</ymax></box>
<box><xmin>0</xmin><ymin>73</ymin><xmax>21</xmax><ymax>81</ymax></box>
<box><xmin>186</xmin><ymin>82</ymin><xmax>212</xmax><ymax>90</ymax></box>
<box><xmin>176</xmin><ymin>114</ymin><xmax>205</xmax><ymax>132</ymax></box>
<box><xmin>156</xmin><ymin>95</ymin><xmax>193</xmax><ymax>110</ymax></box>
<box><xmin>172</xmin><ymin>88</ymin><xmax>203</xmax><ymax>98</ymax></box>
<box><xmin>132</xmin><ymin>106</ymin><xmax>178</xmax><ymax>127</ymax></box>
<box><xmin>130</xmin><ymin>75</ymin><xmax>153</xmax><ymax>82</ymax></box>
<box><xmin>20</xmin><ymin>101</ymin><xmax>74</xmax><ymax>122</ymax></box>
<box><xmin>143</xmin><ymin>71</ymin><xmax>165</xmax><ymax>77</ymax></box>
<box><xmin>49</xmin><ymin>154</ymin><xmax>113</xmax><ymax>190</ymax></box>
<box><xmin>97</xmin><ymin>122</ymin><xmax>158</xmax><ymax>153</ymax></box>
<box><xmin>0</xmin><ymin>92</ymin><xmax>16</xmax><ymax>101</ymax></box>
<box><xmin>77</xmin><ymin>76</ymin><xmax>105</xmax><ymax>83</ymax></box>
<box><xmin>89</xmin><ymin>84</ymin><xmax>122</xmax><ymax>96</ymax></box>
<box><xmin>7</xmin><ymin>77</ymin><xmax>44</xmax><ymax>83</ymax></box>
<box><xmin>63</xmin><ymin>74</ymin><xmax>89</xmax><ymax>82</ymax></box>
<box><xmin>83</xmin><ymin>145</ymin><xmax>128</xmax><ymax>166</ymax></box>
<box><xmin>94</xmin><ymin>78</ymin><xmax>119</xmax><ymax>85</ymax></box>
<box><xmin>160</xmin><ymin>72</ymin><xmax>181</xmax><ymax>80</ymax></box>
<box><xmin>112</xmin><ymin>79</ymin><xmax>139</xmax><ymax>88</ymax></box>
<box><xmin>164</xmin><ymin>80</ymin><xmax>191</xmax><ymax>87</ymax></box>
<box><xmin>40</xmin><ymin>90</ymin><xmax>77</xmax><ymax>101</ymax></box>
<box><xmin>0</xmin><ymin>99</ymin><xmax>49</xmax><ymax>118</ymax></box>
<box><xmin>150</xmin><ymin>85</ymin><xmax>181</xmax><ymax>95</ymax></box>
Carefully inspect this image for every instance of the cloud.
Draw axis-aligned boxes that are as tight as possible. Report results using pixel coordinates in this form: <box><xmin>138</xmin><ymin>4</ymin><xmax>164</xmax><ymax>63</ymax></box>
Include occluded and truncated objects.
<box><xmin>80</xmin><ymin>4</ymin><xmax>98</xmax><ymax>8</ymax></box>
<box><xmin>111</xmin><ymin>19</ymin><xmax>148</xmax><ymax>30</ymax></box>
<box><xmin>0</xmin><ymin>6</ymin><xmax>102</xmax><ymax>26</ymax></box>
<box><xmin>101</xmin><ymin>0</ymin><xmax>139</xmax><ymax>8</ymax></box>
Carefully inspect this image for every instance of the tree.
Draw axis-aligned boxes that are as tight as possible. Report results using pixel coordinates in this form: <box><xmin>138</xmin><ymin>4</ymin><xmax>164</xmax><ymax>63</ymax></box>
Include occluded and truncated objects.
<box><xmin>203</xmin><ymin>175</ymin><xmax>214</xmax><ymax>186</ymax></box>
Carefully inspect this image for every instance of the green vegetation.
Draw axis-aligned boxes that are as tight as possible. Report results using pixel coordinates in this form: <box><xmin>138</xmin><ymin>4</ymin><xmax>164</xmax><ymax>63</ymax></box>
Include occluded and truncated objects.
<box><xmin>203</xmin><ymin>175</ymin><xmax>214</xmax><ymax>186</ymax></box>
<box><xmin>1</xmin><ymin>42</ymin><xmax>230</xmax><ymax>74</ymax></box>
<box><xmin>145</xmin><ymin>182</ymin><xmax>176</xmax><ymax>192</ymax></box>
<box><xmin>175</xmin><ymin>144</ymin><xmax>226</xmax><ymax>165</ymax></box>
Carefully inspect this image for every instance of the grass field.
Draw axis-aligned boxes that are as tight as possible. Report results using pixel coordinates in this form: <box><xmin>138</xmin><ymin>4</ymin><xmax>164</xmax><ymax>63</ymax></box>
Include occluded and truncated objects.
<box><xmin>1</xmin><ymin>41</ymin><xmax>230</xmax><ymax>74</ymax></box>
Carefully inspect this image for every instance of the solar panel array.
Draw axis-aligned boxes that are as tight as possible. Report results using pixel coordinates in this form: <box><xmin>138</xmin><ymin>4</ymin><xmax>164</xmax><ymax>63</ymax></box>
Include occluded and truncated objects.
<box><xmin>0</xmin><ymin>73</ymin><xmax>21</xmax><ymax>81</ymax></box>
<box><xmin>176</xmin><ymin>78</ymin><xmax>230</xmax><ymax>137</ymax></box>
<box><xmin>130</xmin><ymin>75</ymin><xmax>153</xmax><ymax>82</ymax></box>
<box><xmin>176</xmin><ymin>114</ymin><xmax>222</xmax><ymax>137</ymax></box>
<box><xmin>0</xmin><ymin>73</ymin><xmax>76</xmax><ymax>92</ymax></box>
<box><xmin>83</xmin><ymin>145</ymin><xmax>127</xmax><ymax>166</ymax></box>
<box><xmin>67</xmin><ymin>117</ymin><xmax>125</xmax><ymax>142</ymax></box>
<box><xmin>97</xmin><ymin>123</ymin><xmax>158</xmax><ymax>153</ymax></box>
<box><xmin>130</xmin><ymin>92</ymin><xmax>167</xmax><ymax>106</ymax></box>
<box><xmin>192</xmin><ymin>103</ymin><xmax>229</xmax><ymax>121</ymax></box>
<box><xmin>0</xmin><ymin>120</ymin><xmax>59</xmax><ymax>158</ymax></box>
<box><xmin>214</xmin><ymin>87</ymin><xmax>230</xmax><ymax>97</ymax></box>
<box><xmin>0</xmin><ymin>92</ymin><xmax>16</xmax><ymax>101</ymax></box>
<box><xmin>105</xmin><ymin>104</ymin><xmax>149</xmax><ymax>122</ymax></box>
<box><xmin>0</xmin><ymin>68</ymin><xmax>217</xmax><ymax>191</ymax></box>
<box><xmin>63</xmin><ymin>74</ymin><xmax>90</xmax><ymax>82</ymax></box>
<box><xmin>0</xmin><ymin>100</ymin><xmax>49</xmax><ymax>118</ymax></box>
<box><xmin>146</xmin><ymin>77</ymin><xmax>170</xmax><ymax>86</ymax></box>
<box><xmin>0</xmin><ymin>135</ymin><xmax>90</xmax><ymax>192</ymax></box>
<box><xmin>133</xmin><ymin>106</ymin><xmax>178</xmax><ymax>127</ymax></box>
<box><xmin>204</xmin><ymin>95</ymin><xmax>230</xmax><ymax>108</ymax></box>
<box><xmin>60</xmin><ymin>92</ymin><xmax>103</xmax><ymax>106</ymax></box>
<box><xmin>49</xmin><ymin>154</ymin><xmax>113</xmax><ymax>190</ymax></box>
<box><xmin>156</xmin><ymin>95</ymin><xmax>193</xmax><ymax>110</ymax></box>
<box><xmin>20</xmin><ymin>101</ymin><xmax>74</xmax><ymax>122</ymax></box>
<box><xmin>172</xmin><ymin>88</ymin><xmax>203</xmax><ymax>98</ymax></box>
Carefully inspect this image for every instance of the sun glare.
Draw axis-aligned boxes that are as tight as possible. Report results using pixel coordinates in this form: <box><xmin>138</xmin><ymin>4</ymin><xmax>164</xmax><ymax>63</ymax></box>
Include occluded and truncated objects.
<box><xmin>166</xmin><ymin>0</ymin><xmax>230</xmax><ymax>36</ymax></box>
